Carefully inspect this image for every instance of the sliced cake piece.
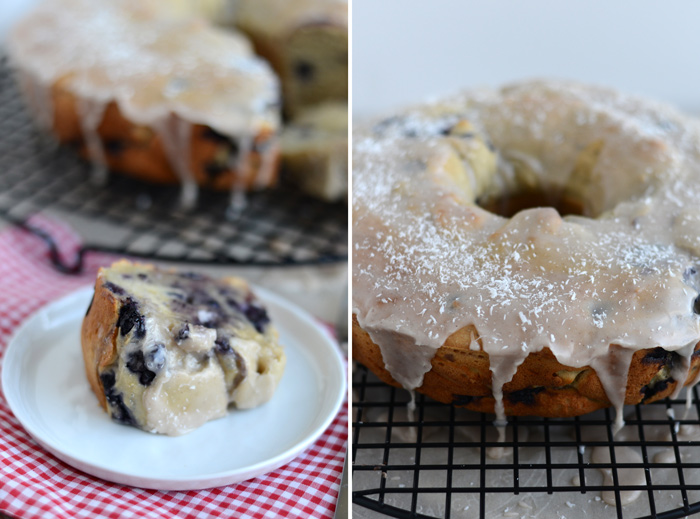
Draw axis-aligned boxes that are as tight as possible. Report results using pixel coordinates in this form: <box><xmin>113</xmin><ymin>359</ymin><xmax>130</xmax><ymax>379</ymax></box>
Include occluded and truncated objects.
<box><xmin>281</xmin><ymin>102</ymin><xmax>347</xmax><ymax>202</ymax></box>
<box><xmin>81</xmin><ymin>260</ymin><xmax>285</xmax><ymax>435</ymax></box>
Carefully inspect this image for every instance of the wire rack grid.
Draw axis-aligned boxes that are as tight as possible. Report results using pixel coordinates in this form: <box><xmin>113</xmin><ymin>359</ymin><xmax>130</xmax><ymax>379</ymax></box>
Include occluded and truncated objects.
<box><xmin>352</xmin><ymin>366</ymin><xmax>700</xmax><ymax>519</ymax></box>
<box><xmin>0</xmin><ymin>55</ymin><xmax>348</xmax><ymax>270</ymax></box>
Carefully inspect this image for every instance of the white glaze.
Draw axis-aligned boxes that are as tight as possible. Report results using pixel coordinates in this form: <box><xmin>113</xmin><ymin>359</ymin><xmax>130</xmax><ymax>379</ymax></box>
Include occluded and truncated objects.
<box><xmin>352</xmin><ymin>81</ymin><xmax>700</xmax><ymax>430</ymax></box>
<box><xmin>591</xmin><ymin>445</ymin><xmax>645</xmax><ymax>506</ymax></box>
<box><xmin>98</xmin><ymin>261</ymin><xmax>285</xmax><ymax>435</ymax></box>
<box><xmin>7</xmin><ymin>0</ymin><xmax>280</xmax><ymax>203</ymax></box>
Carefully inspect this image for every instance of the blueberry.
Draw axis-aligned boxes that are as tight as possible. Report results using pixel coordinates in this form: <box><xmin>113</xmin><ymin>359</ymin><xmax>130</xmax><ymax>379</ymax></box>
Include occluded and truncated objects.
<box><xmin>452</xmin><ymin>394</ymin><xmax>479</xmax><ymax>406</ymax></box>
<box><xmin>294</xmin><ymin>60</ymin><xmax>315</xmax><ymax>81</ymax></box>
<box><xmin>507</xmin><ymin>387</ymin><xmax>545</xmax><ymax>406</ymax></box>
<box><xmin>215</xmin><ymin>337</ymin><xmax>232</xmax><ymax>354</ymax></box>
<box><xmin>100</xmin><ymin>371</ymin><xmax>136</xmax><ymax>426</ymax></box>
<box><xmin>126</xmin><ymin>351</ymin><xmax>156</xmax><ymax>386</ymax></box>
<box><xmin>176</xmin><ymin>324</ymin><xmax>190</xmax><ymax>341</ymax></box>
<box><xmin>205</xmin><ymin>162</ymin><xmax>228</xmax><ymax>179</ymax></box>
<box><xmin>144</xmin><ymin>343</ymin><xmax>165</xmax><ymax>372</ymax></box>
<box><xmin>103</xmin><ymin>281</ymin><xmax>125</xmax><ymax>295</ymax></box>
<box><xmin>117</xmin><ymin>299</ymin><xmax>146</xmax><ymax>339</ymax></box>
<box><xmin>694</xmin><ymin>295</ymin><xmax>700</xmax><ymax>315</ymax></box>
<box><xmin>137</xmin><ymin>273</ymin><xmax>148</xmax><ymax>280</ymax></box>
<box><xmin>226</xmin><ymin>298</ymin><xmax>269</xmax><ymax>333</ymax></box>
<box><xmin>104</xmin><ymin>139</ymin><xmax>127</xmax><ymax>155</ymax></box>
<box><xmin>640</xmin><ymin>378</ymin><xmax>672</xmax><ymax>403</ymax></box>
<box><xmin>100</xmin><ymin>371</ymin><xmax>116</xmax><ymax>391</ymax></box>
<box><xmin>243</xmin><ymin>304</ymin><xmax>270</xmax><ymax>333</ymax></box>
<box><xmin>642</xmin><ymin>347</ymin><xmax>672</xmax><ymax>365</ymax></box>
<box><xmin>201</xmin><ymin>127</ymin><xmax>236</xmax><ymax>148</ymax></box>
<box><xmin>181</xmin><ymin>271</ymin><xmax>206</xmax><ymax>281</ymax></box>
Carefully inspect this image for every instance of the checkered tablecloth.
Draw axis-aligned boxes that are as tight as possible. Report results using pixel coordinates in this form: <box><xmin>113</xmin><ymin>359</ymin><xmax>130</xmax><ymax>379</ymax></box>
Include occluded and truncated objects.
<box><xmin>0</xmin><ymin>217</ymin><xmax>348</xmax><ymax>519</ymax></box>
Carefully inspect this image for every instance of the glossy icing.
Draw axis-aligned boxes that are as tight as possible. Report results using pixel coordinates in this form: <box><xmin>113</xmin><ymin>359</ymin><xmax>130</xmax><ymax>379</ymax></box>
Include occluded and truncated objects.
<box><xmin>95</xmin><ymin>261</ymin><xmax>285</xmax><ymax>435</ymax></box>
<box><xmin>352</xmin><ymin>80</ymin><xmax>700</xmax><ymax>429</ymax></box>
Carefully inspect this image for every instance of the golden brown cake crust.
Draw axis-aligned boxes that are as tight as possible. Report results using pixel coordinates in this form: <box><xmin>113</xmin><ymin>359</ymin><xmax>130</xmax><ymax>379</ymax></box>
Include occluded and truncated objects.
<box><xmin>353</xmin><ymin>315</ymin><xmax>700</xmax><ymax>417</ymax></box>
<box><xmin>51</xmin><ymin>81</ymin><xmax>279</xmax><ymax>191</ymax></box>
<box><xmin>81</xmin><ymin>272</ymin><xmax>121</xmax><ymax>411</ymax></box>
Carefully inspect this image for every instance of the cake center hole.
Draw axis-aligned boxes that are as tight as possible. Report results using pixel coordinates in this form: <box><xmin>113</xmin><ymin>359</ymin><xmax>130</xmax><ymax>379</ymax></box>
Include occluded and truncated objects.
<box><xmin>478</xmin><ymin>188</ymin><xmax>589</xmax><ymax>218</ymax></box>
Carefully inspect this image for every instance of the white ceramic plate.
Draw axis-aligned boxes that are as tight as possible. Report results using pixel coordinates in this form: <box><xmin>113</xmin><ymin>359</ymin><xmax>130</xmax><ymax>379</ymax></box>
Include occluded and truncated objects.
<box><xmin>2</xmin><ymin>285</ymin><xmax>346</xmax><ymax>491</ymax></box>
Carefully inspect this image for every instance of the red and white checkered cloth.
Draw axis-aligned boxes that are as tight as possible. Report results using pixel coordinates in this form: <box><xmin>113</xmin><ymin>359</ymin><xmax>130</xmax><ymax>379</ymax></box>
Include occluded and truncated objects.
<box><xmin>0</xmin><ymin>217</ymin><xmax>348</xmax><ymax>519</ymax></box>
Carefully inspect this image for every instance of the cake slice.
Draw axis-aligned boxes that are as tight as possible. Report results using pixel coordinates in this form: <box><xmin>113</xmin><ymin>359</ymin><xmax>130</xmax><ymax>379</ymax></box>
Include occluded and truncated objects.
<box><xmin>281</xmin><ymin>102</ymin><xmax>348</xmax><ymax>202</ymax></box>
<box><xmin>81</xmin><ymin>260</ymin><xmax>285</xmax><ymax>435</ymax></box>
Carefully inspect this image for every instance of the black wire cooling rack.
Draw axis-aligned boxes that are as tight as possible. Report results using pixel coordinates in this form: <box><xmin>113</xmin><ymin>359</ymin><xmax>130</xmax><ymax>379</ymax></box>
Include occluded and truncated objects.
<box><xmin>0</xmin><ymin>56</ymin><xmax>347</xmax><ymax>269</ymax></box>
<box><xmin>352</xmin><ymin>366</ymin><xmax>700</xmax><ymax>519</ymax></box>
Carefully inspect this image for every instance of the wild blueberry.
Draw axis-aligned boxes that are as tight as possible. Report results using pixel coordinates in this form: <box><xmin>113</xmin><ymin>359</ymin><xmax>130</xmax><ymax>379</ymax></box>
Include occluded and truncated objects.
<box><xmin>244</xmin><ymin>304</ymin><xmax>270</xmax><ymax>333</ymax></box>
<box><xmin>294</xmin><ymin>60</ymin><xmax>315</xmax><ymax>81</ymax></box>
<box><xmin>507</xmin><ymin>387</ymin><xmax>545</xmax><ymax>406</ymax></box>
<box><xmin>640</xmin><ymin>378</ymin><xmax>671</xmax><ymax>403</ymax></box>
<box><xmin>126</xmin><ymin>351</ymin><xmax>157</xmax><ymax>386</ymax></box>
<box><xmin>215</xmin><ymin>337</ymin><xmax>232</xmax><ymax>354</ymax></box>
<box><xmin>205</xmin><ymin>162</ymin><xmax>228</xmax><ymax>179</ymax></box>
<box><xmin>642</xmin><ymin>347</ymin><xmax>672</xmax><ymax>365</ymax></box>
<box><xmin>103</xmin><ymin>281</ymin><xmax>125</xmax><ymax>295</ymax></box>
<box><xmin>452</xmin><ymin>394</ymin><xmax>479</xmax><ymax>406</ymax></box>
<box><xmin>117</xmin><ymin>299</ymin><xmax>146</xmax><ymax>339</ymax></box>
<box><xmin>100</xmin><ymin>371</ymin><xmax>136</xmax><ymax>426</ymax></box>
<box><xmin>104</xmin><ymin>139</ymin><xmax>127</xmax><ymax>155</ymax></box>
<box><xmin>176</xmin><ymin>324</ymin><xmax>190</xmax><ymax>341</ymax></box>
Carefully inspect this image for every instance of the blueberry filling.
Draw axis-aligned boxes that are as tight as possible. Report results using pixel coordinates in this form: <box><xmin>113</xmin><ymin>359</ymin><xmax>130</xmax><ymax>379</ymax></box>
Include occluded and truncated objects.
<box><xmin>104</xmin><ymin>139</ymin><xmax>127</xmax><ymax>155</ymax></box>
<box><xmin>126</xmin><ymin>350</ymin><xmax>157</xmax><ymax>386</ymax></box>
<box><xmin>176</xmin><ymin>324</ymin><xmax>190</xmax><ymax>341</ymax></box>
<box><xmin>100</xmin><ymin>371</ymin><xmax>136</xmax><ymax>426</ymax></box>
<box><xmin>103</xmin><ymin>281</ymin><xmax>125</xmax><ymax>295</ymax></box>
<box><xmin>201</xmin><ymin>127</ymin><xmax>234</xmax><ymax>145</ymax></box>
<box><xmin>294</xmin><ymin>60</ymin><xmax>315</xmax><ymax>81</ymax></box>
<box><xmin>642</xmin><ymin>347</ymin><xmax>673</xmax><ymax>365</ymax></box>
<box><xmin>226</xmin><ymin>298</ymin><xmax>269</xmax><ymax>333</ymax></box>
<box><xmin>205</xmin><ymin>162</ymin><xmax>229</xmax><ymax>179</ymax></box>
<box><xmin>215</xmin><ymin>336</ymin><xmax>232</xmax><ymax>354</ymax></box>
<box><xmin>640</xmin><ymin>378</ymin><xmax>672</xmax><ymax>402</ymax></box>
<box><xmin>243</xmin><ymin>304</ymin><xmax>270</xmax><ymax>333</ymax></box>
<box><xmin>117</xmin><ymin>299</ymin><xmax>146</xmax><ymax>339</ymax></box>
<box><xmin>507</xmin><ymin>386</ymin><xmax>545</xmax><ymax>406</ymax></box>
<box><xmin>452</xmin><ymin>394</ymin><xmax>480</xmax><ymax>406</ymax></box>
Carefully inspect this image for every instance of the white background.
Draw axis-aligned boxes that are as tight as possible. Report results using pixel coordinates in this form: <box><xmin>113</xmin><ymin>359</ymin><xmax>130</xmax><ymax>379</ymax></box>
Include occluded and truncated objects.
<box><xmin>353</xmin><ymin>0</ymin><xmax>700</xmax><ymax>117</ymax></box>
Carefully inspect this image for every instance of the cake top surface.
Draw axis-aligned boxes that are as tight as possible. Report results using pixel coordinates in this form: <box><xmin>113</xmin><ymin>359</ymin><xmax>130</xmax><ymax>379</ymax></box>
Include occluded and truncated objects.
<box><xmin>7</xmin><ymin>0</ymin><xmax>280</xmax><ymax>137</ymax></box>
